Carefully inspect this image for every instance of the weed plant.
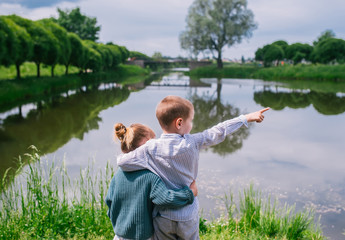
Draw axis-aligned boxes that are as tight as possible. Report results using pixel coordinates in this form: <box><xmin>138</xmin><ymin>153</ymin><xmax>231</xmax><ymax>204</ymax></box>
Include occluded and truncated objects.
<box><xmin>0</xmin><ymin>148</ymin><xmax>325</xmax><ymax>239</ymax></box>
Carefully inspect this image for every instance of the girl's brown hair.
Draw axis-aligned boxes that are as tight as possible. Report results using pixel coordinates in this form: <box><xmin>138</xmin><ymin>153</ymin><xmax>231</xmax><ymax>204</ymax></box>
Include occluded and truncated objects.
<box><xmin>114</xmin><ymin>123</ymin><xmax>155</xmax><ymax>153</ymax></box>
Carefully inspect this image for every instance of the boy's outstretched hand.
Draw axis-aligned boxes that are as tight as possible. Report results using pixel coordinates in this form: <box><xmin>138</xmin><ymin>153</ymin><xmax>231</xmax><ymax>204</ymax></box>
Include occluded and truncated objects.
<box><xmin>245</xmin><ymin>107</ymin><xmax>270</xmax><ymax>123</ymax></box>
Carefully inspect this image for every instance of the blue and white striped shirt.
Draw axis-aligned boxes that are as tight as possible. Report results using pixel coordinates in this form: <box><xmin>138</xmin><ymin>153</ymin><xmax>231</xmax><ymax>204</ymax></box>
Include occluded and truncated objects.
<box><xmin>117</xmin><ymin>115</ymin><xmax>248</xmax><ymax>221</ymax></box>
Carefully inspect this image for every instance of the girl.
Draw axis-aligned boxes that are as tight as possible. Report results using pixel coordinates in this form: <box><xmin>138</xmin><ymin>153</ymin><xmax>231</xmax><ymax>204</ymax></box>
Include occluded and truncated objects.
<box><xmin>106</xmin><ymin>123</ymin><xmax>197</xmax><ymax>240</ymax></box>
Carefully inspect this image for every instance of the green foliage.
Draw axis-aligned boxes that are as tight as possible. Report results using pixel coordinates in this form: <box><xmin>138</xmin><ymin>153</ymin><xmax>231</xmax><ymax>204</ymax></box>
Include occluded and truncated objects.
<box><xmin>54</xmin><ymin>7</ymin><xmax>101</xmax><ymax>41</ymax></box>
<box><xmin>0</xmin><ymin>148</ymin><xmax>114</xmax><ymax>239</ymax></box>
<box><xmin>253</xmin><ymin>64</ymin><xmax>345</xmax><ymax>81</ymax></box>
<box><xmin>263</xmin><ymin>44</ymin><xmax>284</xmax><ymax>66</ymax></box>
<box><xmin>311</xmin><ymin>38</ymin><xmax>345</xmax><ymax>64</ymax></box>
<box><xmin>0</xmin><ymin>16</ymin><xmax>20</xmax><ymax>67</ymax></box>
<box><xmin>7</xmin><ymin>15</ymin><xmax>59</xmax><ymax>78</ymax></box>
<box><xmin>313</xmin><ymin>29</ymin><xmax>336</xmax><ymax>46</ymax></box>
<box><xmin>67</xmin><ymin>32</ymin><xmax>85</xmax><ymax>73</ymax></box>
<box><xmin>38</xmin><ymin>19</ymin><xmax>71</xmax><ymax>77</ymax></box>
<box><xmin>180</xmin><ymin>0</ymin><xmax>257</xmax><ymax>68</ymax></box>
<box><xmin>129</xmin><ymin>51</ymin><xmax>152</xmax><ymax>60</ymax></box>
<box><xmin>199</xmin><ymin>185</ymin><xmax>325</xmax><ymax>240</ymax></box>
<box><xmin>286</xmin><ymin>43</ymin><xmax>313</xmax><ymax>64</ymax></box>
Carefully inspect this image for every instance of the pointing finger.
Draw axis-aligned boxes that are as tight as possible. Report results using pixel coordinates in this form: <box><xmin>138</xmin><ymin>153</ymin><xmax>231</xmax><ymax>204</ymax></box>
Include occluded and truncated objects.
<box><xmin>260</xmin><ymin>107</ymin><xmax>270</xmax><ymax>113</ymax></box>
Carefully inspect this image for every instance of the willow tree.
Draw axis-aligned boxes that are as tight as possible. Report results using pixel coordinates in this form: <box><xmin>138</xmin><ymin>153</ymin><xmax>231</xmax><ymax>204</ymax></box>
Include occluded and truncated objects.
<box><xmin>180</xmin><ymin>0</ymin><xmax>257</xmax><ymax>68</ymax></box>
<box><xmin>8</xmin><ymin>15</ymin><xmax>58</xmax><ymax>78</ymax></box>
<box><xmin>39</xmin><ymin>19</ymin><xmax>71</xmax><ymax>77</ymax></box>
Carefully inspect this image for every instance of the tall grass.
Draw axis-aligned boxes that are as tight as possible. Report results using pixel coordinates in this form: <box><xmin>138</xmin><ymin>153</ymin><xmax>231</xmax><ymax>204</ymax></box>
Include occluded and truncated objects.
<box><xmin>0</xmin><ymin>146</ymin><xmax>114</xmax><ymax>239</ymax></box>
<box><xmin>189</xmin><ymin>63</ymin><xmax>345</xmax><ymax>82</ymax></box>
<box><xmin>200</xmin><ymin>185</ymin><xmax>325</xmax><ymax>240</ymax></box>
<box><xmin>0</xmin><ymin>148</ymin><xmax>325</xmax><ymax>239</ymax></box>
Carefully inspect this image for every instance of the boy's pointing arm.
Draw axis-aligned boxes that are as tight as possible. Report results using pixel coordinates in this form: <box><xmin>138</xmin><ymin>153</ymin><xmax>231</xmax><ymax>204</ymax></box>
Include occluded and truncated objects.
<box><xmin>117</xmin><ymin>143</ymin><xmax>148</xmax><ymax>171</ymax></box>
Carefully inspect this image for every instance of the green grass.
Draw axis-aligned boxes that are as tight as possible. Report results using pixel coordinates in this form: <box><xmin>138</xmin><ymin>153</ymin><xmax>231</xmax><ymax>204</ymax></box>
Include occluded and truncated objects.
<box><xmin>253</xmin><ymin>64</ymin><xmax>345</xmax><ymax>81</ymax></box>
<box><xmin>189</xmin><ymin>63</ymin><xmax>345</xmax><ymax>82</ymax></box>
<box><xmin>0</xmin><ymin>147</ymin><xmax>325</xmax><ymax>239</ymax></box>
<box><xmin>0</xmin><ymin>62</ymin><xmax>80</xmax><ymax>80</ymax></box>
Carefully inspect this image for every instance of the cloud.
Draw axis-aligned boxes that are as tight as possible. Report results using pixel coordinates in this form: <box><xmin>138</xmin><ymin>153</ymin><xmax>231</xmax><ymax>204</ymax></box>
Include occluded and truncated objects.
<box><xmin>1</xmin><ymin>0</ymin><xmax>80</xmax><ymax>9</ymax></box>
<box><xmin>1</xmin><ymin>0</ymin><xmax>345</xmax><ymax>59</ymax></box>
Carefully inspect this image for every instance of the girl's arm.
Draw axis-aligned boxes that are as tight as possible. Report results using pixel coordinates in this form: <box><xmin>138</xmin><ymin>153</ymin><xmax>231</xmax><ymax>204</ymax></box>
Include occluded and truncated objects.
<box><xmin>150</xmin><ymin>177</ymin><xmax>194</xmax><ymax>208</ymax></box>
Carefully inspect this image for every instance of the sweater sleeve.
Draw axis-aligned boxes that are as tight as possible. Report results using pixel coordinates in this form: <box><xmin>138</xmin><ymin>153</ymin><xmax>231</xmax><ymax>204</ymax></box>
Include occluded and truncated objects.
<box><xmin>150</xmin><ymin>177</ymin><xmax>194</xmax><ymax>208</ymax></box>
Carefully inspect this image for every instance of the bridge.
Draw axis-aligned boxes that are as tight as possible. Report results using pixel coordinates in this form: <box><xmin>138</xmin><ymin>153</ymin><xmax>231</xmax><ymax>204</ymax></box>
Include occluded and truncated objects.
<box><xmin>126</xmin><ymin>59</ymin><xmax>212</xmax><ymax>70</ymax></box>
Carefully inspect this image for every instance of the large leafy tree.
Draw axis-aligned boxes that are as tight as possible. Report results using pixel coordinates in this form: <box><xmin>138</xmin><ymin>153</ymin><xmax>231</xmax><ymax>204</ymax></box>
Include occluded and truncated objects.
<box><xmin>180</xmin><ymin>0</ymin><xmax>257</xmax><ymax>68</ymax></box>
<box><xmin>8</xmin><ymin>15</ymin><xmax>58</xmax><ymax>78</ymax></box>
<box><xmin>311</xmin><ymin>38</ymin><xmax>345</xmax><ymax>64</ymax></box>
<box><xmin>54</xmin><ymin>7</ymin><xmax>101</xmax><ymax>41</ymax></box>
<box><xmin>0</xmin><ymin>17</ymin><xmax>19</xmax><ymax>69</ymax></box>
<box><xmin>313</xmin><ymin>29</ymin><xmax>335</xmax><ymax>46</ymax></box>
<box><xmin>38</xmin><ymin>19</ymin><xmax>71</xmax><ymax>77</ymax></box>
<box><xmin>286</xmin><ymin>43</ymin><xmax>313</xmax><ymax>64</ymax></box>
<box><xmin>67</xmin><ymin>32</ymin><xmax>85</xmax><ymax>73</ymax></box>
<box><xmin>3</xmin><ymin>17</ymin><xmax>33</xmax><ymax>79</ymax></box>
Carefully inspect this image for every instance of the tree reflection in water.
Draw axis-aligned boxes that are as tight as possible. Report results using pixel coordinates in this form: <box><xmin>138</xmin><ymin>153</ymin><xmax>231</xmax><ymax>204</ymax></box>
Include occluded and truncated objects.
<box><xmin>254</xmin><ymin>89</ymin><xmax>345</xmax><ymax>115</ymax></box>
<box><xmin>190</xmin><ymin>79</ymin><xmax>250</xmax><ymax>156</ymax></box>
<box><xmin>0</xmin><ymin>85</ymin><xmax>130</xmax><ymax>181</ymax></box>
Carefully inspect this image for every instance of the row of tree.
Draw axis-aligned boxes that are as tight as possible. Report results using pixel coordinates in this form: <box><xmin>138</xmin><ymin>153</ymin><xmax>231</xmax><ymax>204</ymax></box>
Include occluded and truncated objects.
<box><xmin>255</xmin><ymin>30</ymin><xmax>345</xmax><ymax>67</ymax></box>
<box><xmin>0</xmin><ymin>14</ymin><xmax>129</xmax><ymax>79</ymax></box>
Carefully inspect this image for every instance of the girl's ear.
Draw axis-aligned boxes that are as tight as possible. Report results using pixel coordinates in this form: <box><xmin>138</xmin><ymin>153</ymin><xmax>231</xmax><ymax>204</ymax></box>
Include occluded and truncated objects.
<box><xmin>175</xmin><ymin>117</ymin><xmax>183</xmax><ymax>129</ymax></box>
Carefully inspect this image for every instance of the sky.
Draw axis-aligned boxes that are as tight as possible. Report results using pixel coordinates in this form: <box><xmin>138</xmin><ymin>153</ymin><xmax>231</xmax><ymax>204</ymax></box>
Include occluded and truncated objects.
<box><xmin>1</xmin><ymin>0</ymin><xmax>345</xmax><ymax>60</ymax></box>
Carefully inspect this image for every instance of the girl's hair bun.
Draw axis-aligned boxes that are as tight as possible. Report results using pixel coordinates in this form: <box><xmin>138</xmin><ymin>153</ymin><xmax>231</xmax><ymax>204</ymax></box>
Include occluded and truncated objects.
<box><xmin>114</xmin><ymin>123</ymin><xmax>127</xmax><ymax>141</ymax></box>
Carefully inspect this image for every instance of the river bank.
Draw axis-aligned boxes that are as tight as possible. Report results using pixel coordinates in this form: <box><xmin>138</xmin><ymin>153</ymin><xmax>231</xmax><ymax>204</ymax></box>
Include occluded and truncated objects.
<box><xmin>0</xmin><ymin>64</ymin><xmax>149</xmax><ymax>113</ymax></box>
<box><xmin>0</xmin><ymin>149</ymin><xmax>325</xmax><ymax>240</ymax></box>
<box><xmin>189</xmin><ymin>64</ymin><xmax>345</xmax><ymax>82</ymax></box>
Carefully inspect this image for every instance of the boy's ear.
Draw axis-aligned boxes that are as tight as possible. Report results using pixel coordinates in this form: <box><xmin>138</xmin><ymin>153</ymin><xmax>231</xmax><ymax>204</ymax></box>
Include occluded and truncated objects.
<box><xmin>175</xmin><ymin>117</ymin><xmax>183</xmax><ymax>129</ymax></box>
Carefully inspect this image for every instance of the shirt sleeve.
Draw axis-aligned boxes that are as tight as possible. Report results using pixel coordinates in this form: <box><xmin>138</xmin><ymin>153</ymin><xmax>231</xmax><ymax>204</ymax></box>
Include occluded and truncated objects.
<box><xmin>192</xmin><ymin>114</ymin><xmax>248</xmax><ymax>149</ymax></box>
<box><xmin>150</xmin><ymin>177</ymin><xmax>194</xmax><ymax>208</ymax></box>
<box><xmin>117</xmin><ymin>143</ymin><xmax>149</xmax><ymax>171</ymax></box>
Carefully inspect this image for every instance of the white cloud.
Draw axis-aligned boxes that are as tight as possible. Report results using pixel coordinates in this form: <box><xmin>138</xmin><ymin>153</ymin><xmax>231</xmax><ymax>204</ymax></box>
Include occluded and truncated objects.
<box><xmin>1</xmin><ymin>0</ymin><xmax>345</xmax><ymax>59</ymax></box>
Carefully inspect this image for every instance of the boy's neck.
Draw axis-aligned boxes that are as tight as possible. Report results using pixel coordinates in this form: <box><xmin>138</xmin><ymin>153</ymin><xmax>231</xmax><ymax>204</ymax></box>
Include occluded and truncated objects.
<box><xmin>162</xmin><ymin>129</ymin><xmax>181</xmax><ymax>135</ymax></box>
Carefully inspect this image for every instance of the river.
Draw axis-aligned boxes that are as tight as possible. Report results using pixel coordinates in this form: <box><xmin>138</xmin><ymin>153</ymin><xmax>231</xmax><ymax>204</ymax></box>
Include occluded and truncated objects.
<box><xmin>1</xmin><ymin>69</ymin><xmax>345</xmax><ymax>239</ymax></box>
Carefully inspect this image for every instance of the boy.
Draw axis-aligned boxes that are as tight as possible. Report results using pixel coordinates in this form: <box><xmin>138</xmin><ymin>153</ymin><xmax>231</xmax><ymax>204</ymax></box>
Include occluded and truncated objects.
<box><xmin>117</xmin><ymin>95</ymin><xmax>269</xmax><ymax>240</ymax></box>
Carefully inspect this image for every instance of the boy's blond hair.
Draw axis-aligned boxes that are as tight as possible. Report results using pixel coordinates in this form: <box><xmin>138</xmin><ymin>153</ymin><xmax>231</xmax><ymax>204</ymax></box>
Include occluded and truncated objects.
<box><xmin>155</xmin><ymin>95</ymin><xmax>194</xmax><ymax>130</ymax></box>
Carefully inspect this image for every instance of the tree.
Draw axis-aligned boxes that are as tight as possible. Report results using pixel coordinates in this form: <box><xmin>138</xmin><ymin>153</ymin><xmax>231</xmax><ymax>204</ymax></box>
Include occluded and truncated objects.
<box><xmin>2</xmin><ymin>17</ymin><xmax>33</xmax><ymax>79</ymax></box>
<box><xmin>67</xmin><ymin>32</ymin><xmax>84</xmax><ymax>74</ymax></box>
<box><xmin>263</xmin><ymin>44</ymin><xmax>284</xmax><ymax>66</ymax></box>
<box><xmin>286</xmin><ymin>43</ymin><xmax>313</xmax><ymax>64</ymax></box>
<box><xmin>152</xmin><ymin>51</ymin><xmax>163</xmax><ymax>60</ymax></box>
<box><xmin>311</xmin><ymin>38</ymin><xmax>345</xmax><ymax>64</ymax></box>
<box><xmin>313</xmin><ymin>29</ymin><xmax>335</xmax><ymax>46</ymax></box>
<box><xmin>83</xmin><ymin>40</ymin><xmax>102</xmax><ymax>72</ymax></box>
<box><xmin>0</xmin><ymin>17</ymin><xmax>19</xmax><ymax>69</ymax></box>
<box><xmin>180</xmin><ymin>0</ymin><xmax>257</xmax><ymax>68</ymax></box>
<box><xmin>54</xmin><ymin>7</ymin><xmax>101</xmax><ymax>41</ymax></box>
<box><xmin>39</xmin><ymin>19</ymin><xmax>71</xmax><ymax>77</ymax></box>
<box><xmin>8</xmin><ymin>15</ymin><xmax>59</xmax><ymax>78</ymax></box>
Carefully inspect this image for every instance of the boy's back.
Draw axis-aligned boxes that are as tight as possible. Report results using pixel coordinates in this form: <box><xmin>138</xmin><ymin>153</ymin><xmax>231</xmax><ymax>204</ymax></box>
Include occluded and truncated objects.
<box><xmin>117</xmin><ymin>115</ymin><xmax>248</xmax><ymax>221</ymax></box>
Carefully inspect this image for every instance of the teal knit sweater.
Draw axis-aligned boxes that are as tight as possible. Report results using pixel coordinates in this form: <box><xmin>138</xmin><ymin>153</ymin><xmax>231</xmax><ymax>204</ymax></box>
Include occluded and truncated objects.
<box><xmin>105</xmin><ymin>169</ymin><xmax>194</xmax><ymax>240</ymax></box>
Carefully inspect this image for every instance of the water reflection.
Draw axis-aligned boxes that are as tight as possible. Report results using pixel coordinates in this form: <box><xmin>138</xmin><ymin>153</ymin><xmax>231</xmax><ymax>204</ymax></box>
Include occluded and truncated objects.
<box><xmin>0</xmin><ymin>85</ymin><xmax>130</xmax><ymax>180</ymax></box>
<box><xmin>190</xmin><ymin>79</ymin><xmax>249</xmax><ymax>156</ymax></box>
<box><xmin>254</xmin><ymin>89</ymin><xmax>345</xmax><ymax>115</ymax></box>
